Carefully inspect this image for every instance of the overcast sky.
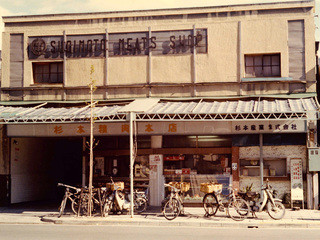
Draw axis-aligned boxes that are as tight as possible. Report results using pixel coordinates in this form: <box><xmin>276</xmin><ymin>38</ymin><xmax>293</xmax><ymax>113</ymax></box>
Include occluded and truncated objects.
<box><xmin>0</xmin><ymin>0</ymin><xmax>319</xmax><ymax>48</ymax></box>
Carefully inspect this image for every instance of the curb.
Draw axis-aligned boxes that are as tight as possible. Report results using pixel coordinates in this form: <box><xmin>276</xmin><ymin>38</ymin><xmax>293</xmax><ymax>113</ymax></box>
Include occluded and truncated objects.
<box><xmin>40</xmin><ymin>216</ymin><xmax>320</xmax><ymax>228</ymax></box>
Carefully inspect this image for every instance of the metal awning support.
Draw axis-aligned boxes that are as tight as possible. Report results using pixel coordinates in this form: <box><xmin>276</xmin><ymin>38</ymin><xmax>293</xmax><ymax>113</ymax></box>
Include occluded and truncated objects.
<box><xmin>259</xmin><ymin>134</ymin><xmax>264</xmax><ymax>196</ymax></box>
<box><xmin>129</xmin><ymin>112</ymin><xmax>135</xmax><ymax>218</ymax></box>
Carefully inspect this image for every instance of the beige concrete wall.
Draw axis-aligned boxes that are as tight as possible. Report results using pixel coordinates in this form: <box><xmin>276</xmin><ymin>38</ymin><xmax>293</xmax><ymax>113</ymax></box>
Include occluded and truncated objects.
<box><xmin>0</xmin><ymin>1</ymin><xmax>316</xmax><ymax>100</ymax></box>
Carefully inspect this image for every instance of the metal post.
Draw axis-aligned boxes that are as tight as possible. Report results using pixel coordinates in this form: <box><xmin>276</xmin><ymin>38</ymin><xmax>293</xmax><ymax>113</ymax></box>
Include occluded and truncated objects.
<box><xmin>82</xmin><ymin>136</ymin><xmax>86</xmax><ymax>187</ymax></box>
<box><xmin>259</xmin><ymin>134</ymin><xmax>264</xmax><ymax>195</ymax></box>
<box><xmin>129</xmin><ymin>112</ymin><xmax>135</xmax><ymax>218</ymax></box>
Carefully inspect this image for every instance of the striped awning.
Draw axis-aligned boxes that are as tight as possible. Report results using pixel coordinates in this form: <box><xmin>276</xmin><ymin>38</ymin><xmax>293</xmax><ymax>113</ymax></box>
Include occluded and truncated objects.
<box><xmin>0</xmin><ymin>97</ymin><xmax>319</xmax><ymax>124</ymax></box>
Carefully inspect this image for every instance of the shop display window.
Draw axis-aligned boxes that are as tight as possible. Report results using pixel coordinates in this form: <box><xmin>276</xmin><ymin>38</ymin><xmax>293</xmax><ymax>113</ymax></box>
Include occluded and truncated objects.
<box><xmin>163</xmin><ymin>154</ymin><xmax>232</xmax><ymax>202</ymax></box>
<box><xmin>240</xmin><ymin>158</ymin><xmax>287</xmax><ymax>177</ymax></box>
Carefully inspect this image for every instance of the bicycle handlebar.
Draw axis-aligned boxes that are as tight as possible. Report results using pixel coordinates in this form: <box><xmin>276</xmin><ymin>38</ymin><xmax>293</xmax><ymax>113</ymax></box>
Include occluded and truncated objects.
<box><xmin>57</xmin><ymin>183</ymin><xmax>81</xmax><ymax>192</ymax></box>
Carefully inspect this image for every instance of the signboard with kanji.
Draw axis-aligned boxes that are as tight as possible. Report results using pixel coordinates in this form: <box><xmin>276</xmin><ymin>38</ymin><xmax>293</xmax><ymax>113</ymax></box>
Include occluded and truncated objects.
<box><xmin>7</xmin><ymin>120</ymin><xmax>306</xmax><ymax>137</ymax></box>
<box><xmin>290</xmin><ymin>158</ymin><xmax>303</xmax><ymax>202</ymax></box>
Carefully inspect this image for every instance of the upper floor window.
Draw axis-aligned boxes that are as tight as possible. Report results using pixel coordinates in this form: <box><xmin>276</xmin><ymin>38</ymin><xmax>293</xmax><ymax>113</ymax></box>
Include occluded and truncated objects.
<box><xmin>33</xmin><ymin>62</ymin><xmax>63</xmax><ymax>84</ymax></box>
<box><xmin>245</xmin><ymin>54</ymin><xmax>280</xmax><ymax>78</ymax></box>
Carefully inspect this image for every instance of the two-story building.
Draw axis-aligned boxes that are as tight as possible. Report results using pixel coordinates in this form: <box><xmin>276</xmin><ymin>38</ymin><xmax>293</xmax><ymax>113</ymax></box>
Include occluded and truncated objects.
<box><xmin>0</xmin><ymin>0</ymin><xmax>319</xmax><ymax>208</ymax></box>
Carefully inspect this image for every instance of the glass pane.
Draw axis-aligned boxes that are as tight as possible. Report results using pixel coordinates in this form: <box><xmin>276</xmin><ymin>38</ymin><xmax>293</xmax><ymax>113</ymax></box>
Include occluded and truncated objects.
<box><xmin>50</xmin><ymin>63</ymin><xmax>58</xmax><ymax>73</ymax></box>
<box><xmin>58</xmin><ymin>73</ymin><xmax>63</xmax><ymax>83</ymax></box>
<box><xmin>51</xmin><ymin>73</ymin><xmax>58</xmax><ymax>83</ymax></box>
<box><xmin>245</xmin><ymin>56</ymin><xmax>254</xmax><ymax>66</ymax></box>
<box><xmin>272</xmin><ymin>55</ymin><xmax>280</xmax><ymax>66</ymax></box>
<box><xmin>43</xmin><ymin>64</ymin><xmax>49</xmax><ymax>73</ymax></box>
<box><xmin>254</xmin><ymin>56</ymin><xmax>262</xmax><ymax>66</ymax></box>
<box><xmin>272</xmin><ymin>66</ymin><xmax>280</xmax><ymax>76</ymax></box>
<box><xmin>245</xmin><ymin>67</ymin><xmax>255</xmax><ymax>77</ymax></box>
<box><xmin>43</xmin><ymin>73</ymin><xmax>49</xmax><ymax>82</ymax></box>
<box><xmin>34</xmin><ymin>65</ymin><xmax>43</xmax><ymax>74</ymax></box>
<box><xmin>255</xmin><ymin>66</ymin><xmax>263</xmax><ymax>77</ymax></box>
<box><xmin>58</xmin><ymin>63</ymin><xmax>63</xmax><ymax>73</ymax></box>
<box><xmin>263</xmin><ymin>66</ymin><xmax>272</xmax><ymax>76</ymax></box>
<box><xmin>263</xmin><ymin>55</ymin><xmax>271</xmax><ymax>66</ymax></box>
<box><xmin>34</xmin><ymin>73</ymin><xmax>42</xmax><ymax>83</ymax></box>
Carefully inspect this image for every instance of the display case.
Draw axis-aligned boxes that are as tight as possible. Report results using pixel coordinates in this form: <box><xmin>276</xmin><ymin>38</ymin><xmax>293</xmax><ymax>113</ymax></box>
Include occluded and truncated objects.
<box><xmin>240</xmin><ymin>158</ymin><xmax>287</xmax><ymax>177</ymax></box>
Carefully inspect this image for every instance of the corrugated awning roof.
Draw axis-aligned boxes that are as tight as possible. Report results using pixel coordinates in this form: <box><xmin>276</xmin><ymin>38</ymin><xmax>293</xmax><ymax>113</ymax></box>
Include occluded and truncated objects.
<box><xmin>0</xmin><ymin>97</ymin><xmax>319</xmax><ymax>124</ymax></box>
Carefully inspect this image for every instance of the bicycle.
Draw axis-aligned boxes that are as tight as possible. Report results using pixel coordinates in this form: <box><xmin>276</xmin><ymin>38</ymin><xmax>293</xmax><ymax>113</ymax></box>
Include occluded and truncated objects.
<box><xmin>202</xmin><ymin>185</ymin><xmax>250</xmax><ymax>221</ymax></box>
<box><xmin>77</xmin><ymin>187</ymin><xmax>104</xmax><ymax>216</ymax></box>
<box><xmin>162</xmin><ymin>183</ymin><xmax>185</xmax><ymax>220</ymax></box>
<box><xmin>57</xmin><ymin>183</ymin><xmax>81</xmax><ymax>218</ymax></box>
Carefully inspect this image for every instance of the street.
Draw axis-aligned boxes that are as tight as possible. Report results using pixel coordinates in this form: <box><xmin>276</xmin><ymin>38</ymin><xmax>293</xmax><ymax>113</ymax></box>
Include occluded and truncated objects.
<box><xmin>1</xmin><ymin>224</ymin><xmax>320</xmax><ymax>240</ymax></box>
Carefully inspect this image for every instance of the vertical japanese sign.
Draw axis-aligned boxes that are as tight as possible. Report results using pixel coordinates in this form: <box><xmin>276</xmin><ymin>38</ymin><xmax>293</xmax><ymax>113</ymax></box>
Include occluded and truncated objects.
<box><xmin>290</xmin><ymin>158</ymin><xmax>303</xmax><ymax>201</ymax></box>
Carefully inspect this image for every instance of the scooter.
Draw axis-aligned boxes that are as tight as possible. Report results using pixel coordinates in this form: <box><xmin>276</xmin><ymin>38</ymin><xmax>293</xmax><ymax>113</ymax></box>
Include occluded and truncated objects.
<box><xmin>103</xmin><ymin>177</ymin><xmax>131</xmax><ymax>216</ymax></box>
<box><xmin>238</xmin><ymin>179</ymin><xmax>285</xmax><ymax>220</ymax></box>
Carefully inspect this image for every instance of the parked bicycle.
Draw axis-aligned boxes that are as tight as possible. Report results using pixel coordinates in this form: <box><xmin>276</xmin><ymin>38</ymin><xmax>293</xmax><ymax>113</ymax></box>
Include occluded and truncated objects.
<box><xmin>57</xmin><ymin>183</ymin><xmax>81</xmax><ymax>218</ymax></box>
<box><xmin>162</xmin><ymin>182</ymin><xmax>189</xmax><ymax>220</ymax></box>
<box><xmin>238</xmin><ymin>180</ymin><xmax>285</xmax><ymax>220</ymax></box>
<box><xmin>202</xmin><ymin>183</ymin><xmax>250</xmax><ymax>221</ymax></box>
<box><xmin>77</xmin><ymin>187</ymin><xmax>104</xmax><ymax>216</ymax></box>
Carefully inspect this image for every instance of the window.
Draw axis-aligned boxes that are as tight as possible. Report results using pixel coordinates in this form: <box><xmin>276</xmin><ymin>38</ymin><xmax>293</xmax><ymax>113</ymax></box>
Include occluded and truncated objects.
<box><xmin>33</xmin><ymin>62</ymin><xmax>63</xmax><ymax>83</ymax></box>
<box><xmin>245</xmin><ymin>54</ymin><xmax>280</xmax><ymax>77</ymax></box>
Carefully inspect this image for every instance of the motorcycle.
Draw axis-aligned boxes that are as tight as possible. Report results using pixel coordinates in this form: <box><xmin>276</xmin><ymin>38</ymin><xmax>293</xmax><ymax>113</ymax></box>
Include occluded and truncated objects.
<box><xmin>103</xmin><ymin>177</ymin><xmax>148</xmax><ymax>216</ymax></box>
<box><xmin>103</xmin><ymin>178</ymin><xmax>131</xmax><ymax>216</ymax></box>
<box><xmin>238</xmin><ymin>180</ymin><xmax>285</xmax><ymax>220</ymax></box>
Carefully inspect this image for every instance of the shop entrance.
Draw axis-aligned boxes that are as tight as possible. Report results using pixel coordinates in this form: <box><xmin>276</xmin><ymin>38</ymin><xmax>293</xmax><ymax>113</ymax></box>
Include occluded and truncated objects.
<box><xmin>10</xmin><ymin>137</ymin><xmax>82</xmax><ymax>204</ymax></box>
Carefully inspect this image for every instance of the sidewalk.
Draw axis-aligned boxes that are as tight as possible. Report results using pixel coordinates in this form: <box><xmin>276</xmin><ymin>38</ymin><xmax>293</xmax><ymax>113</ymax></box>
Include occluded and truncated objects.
<box><xmin>1</xmin><ymin>204</ymin><xmax>320</xmax><ymax>228</ymax></box>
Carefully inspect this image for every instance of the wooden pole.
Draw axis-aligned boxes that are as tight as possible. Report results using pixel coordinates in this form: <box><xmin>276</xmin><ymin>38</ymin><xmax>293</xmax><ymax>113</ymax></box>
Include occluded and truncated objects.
<box><xmin>88</xmin><ymin>66</ymin><xmax>95</xmax><ymax>216</ymax></box>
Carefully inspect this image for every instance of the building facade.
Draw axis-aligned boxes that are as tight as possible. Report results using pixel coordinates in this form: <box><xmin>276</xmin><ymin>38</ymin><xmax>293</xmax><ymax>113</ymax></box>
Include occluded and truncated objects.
<box><xmin>0</xmin><ymin>0</ymin><xmax>319</xmax><ymax>208</ymax></box>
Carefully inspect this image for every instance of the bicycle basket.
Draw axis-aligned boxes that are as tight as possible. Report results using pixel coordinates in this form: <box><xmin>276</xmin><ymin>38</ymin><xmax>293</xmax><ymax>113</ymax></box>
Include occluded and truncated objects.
<box><xmin>179</xmin><ymin>182</ymin><xmax>190</xmax><ymax>192</ymax></box>
<box><xmin>200</xmin><ymin>183</ymin><xmax>222</xmax><ymax>193</ymax></box>
<box><xmin>106</xmin><ymin>182</ymin><xmax>124</xmax><ymax>191</ymax></box>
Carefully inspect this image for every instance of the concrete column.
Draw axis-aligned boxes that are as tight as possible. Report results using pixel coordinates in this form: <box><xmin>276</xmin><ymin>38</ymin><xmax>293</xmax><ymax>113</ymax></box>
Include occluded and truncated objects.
<box><xmin>231</xmin><ymin>146</ymin><xmax>240</xmax><ymax>191</ymax></box>
<box><xmin>313</xmin><ymin>173</ymin><xmax>319</xmax><ymax>209</ymax></box>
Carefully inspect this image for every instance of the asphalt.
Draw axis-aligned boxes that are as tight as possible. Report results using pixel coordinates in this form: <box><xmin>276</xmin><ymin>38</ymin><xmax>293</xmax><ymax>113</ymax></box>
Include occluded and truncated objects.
<box><xmin>1</xmin><ymin>202</ymin><xmax>320</xmax><ymax>228</ymax></box>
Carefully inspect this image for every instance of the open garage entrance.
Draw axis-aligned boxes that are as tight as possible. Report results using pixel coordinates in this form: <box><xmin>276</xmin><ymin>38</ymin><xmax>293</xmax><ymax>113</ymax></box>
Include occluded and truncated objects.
<box><xmin>10</xmin><ymin>137</ymin><xmax>82</xmax><ymax>204</ymax></box>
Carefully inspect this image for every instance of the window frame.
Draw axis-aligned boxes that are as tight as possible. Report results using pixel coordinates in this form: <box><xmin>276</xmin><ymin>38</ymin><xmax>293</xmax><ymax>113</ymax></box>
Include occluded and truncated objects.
<box><xmin>244</xmin><ymin>53</ymin><xmax>281</xmax><ymax>78</ymax></box>
<box><xmin>32</xmin><ymin>61</ymin><xmax>63</xmax><ymax>84</ymax></box>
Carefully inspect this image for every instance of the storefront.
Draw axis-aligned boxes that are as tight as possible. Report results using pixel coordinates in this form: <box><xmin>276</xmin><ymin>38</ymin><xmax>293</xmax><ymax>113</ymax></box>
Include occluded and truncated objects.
<box><xmin>1</xmin><ymin>97</ymin><xmax>318</xmax><ymax>206</ymax></box>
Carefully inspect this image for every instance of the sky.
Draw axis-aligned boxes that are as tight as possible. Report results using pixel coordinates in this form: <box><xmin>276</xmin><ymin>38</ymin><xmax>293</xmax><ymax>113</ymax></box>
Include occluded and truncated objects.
<box><xmin>0</xmin><ymin>0</ymin><xmax>319</xmax><ymax>48</ymax></box>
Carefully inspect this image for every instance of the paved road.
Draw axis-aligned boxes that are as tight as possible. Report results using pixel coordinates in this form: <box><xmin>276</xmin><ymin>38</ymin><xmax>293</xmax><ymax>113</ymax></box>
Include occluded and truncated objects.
<box><xmin>1</xmin><ymin>224</ymin><xmax>320</xmax><ymax>240</ymax></box>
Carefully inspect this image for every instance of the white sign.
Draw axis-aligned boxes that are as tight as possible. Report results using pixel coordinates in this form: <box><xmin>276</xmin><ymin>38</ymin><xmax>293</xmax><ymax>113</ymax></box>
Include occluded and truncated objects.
<box><xmin>290</xmin><ymin>158</ymin><xmax>303</xmax><ymax>201</ymax></box>
<box><xmin>232</xmin><ymin>120</ymin><xmax>305</xmax><ymax>134</ymax></box>
<box><xmin>232</xmin><ymin>163</ymin><xmax>238</xmax><ymax>171</ymax></box>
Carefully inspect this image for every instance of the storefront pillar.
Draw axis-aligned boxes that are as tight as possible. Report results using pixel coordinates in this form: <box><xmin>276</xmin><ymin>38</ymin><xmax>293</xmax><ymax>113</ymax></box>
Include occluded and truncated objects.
<box><xmin>231</xmin><ymin>146</ymin><xmax>240</xmax><ymax>191</ymax></box>
<box><xmin>149</xmin><ymin>136</ymin><xmax>164</xmax><ymax>206</ymax></box>
<box><xmin>0</xmin><ymin>125</ymin><xmax>10</xmax><ymax>206</ymax></box>
<box><xmin>82</xmin><ymin>137</ymin><xmax>86</xmax><ymax>187</ymax></box>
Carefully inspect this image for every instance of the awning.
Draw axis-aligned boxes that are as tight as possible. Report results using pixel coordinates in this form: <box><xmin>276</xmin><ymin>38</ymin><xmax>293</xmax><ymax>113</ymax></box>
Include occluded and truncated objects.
<box><xmin>0</xmin><ymin>97</ymin><xmax>319</xmax><ymax>124</ymax></box>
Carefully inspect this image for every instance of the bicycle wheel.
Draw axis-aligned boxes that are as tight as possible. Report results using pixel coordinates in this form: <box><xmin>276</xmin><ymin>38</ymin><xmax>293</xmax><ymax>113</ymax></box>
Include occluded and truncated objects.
<box><xmin>71</xmin><ymin>197</ymin><xmax>79</xmax><ymax>215</ymax></box>
<box><xmin>134</xmin><ymin>197</ymin><xmax>147</xmax><ymax>213</ymax></box>
<box><xmin>103</xmin><ymin>200</ymin><xmax>112</xmax><ymax>217</ymax></box>
<box><xmin>163</xmin><ymin>198</ymin><xmax>180</xmax><ymax>220</ymax></box>
<box><xmin>227</xmin><ymin>198</ymin><xmax>250</xmax><ymax>221</ymax></box>
<box><xmin>58</xmin><ymin>195</ymin><xmax>67</xmax><ymax>218</ymax></box>
<box><xmin>267</xmin><ymin>200</ymin><xmax>285</xmax><ymax>220</ymax></box>
<box><xmin>203</xmin><ymin>193</ymin><xmax>219</xmax><ymax>216</ymax></box>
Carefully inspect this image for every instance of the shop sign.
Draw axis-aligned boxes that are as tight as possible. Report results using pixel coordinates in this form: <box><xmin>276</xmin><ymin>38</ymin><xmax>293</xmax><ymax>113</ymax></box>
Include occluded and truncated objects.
<box><xmin>7</xmin><ymin>120</ymin><xmax>306</xmax><ymax>137</ymax></box>
<box><xmin>149</xmin><ymin>154</ymin><xmax>162</xmax><ymax>165</ymax></box>
<box><xmin>232</xmin><ymin>120</ymin><xmax>305</xmax><ymax>133</ymax></box>
<box><xmin>290</xmin><ymin>158</ymin><xmax>303</xmax><ymax>201</ymax></box>
<box><xmin>28</xmin><ymin>29</ymin><xmax>207</xmax><ymax>59</ymax></box>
